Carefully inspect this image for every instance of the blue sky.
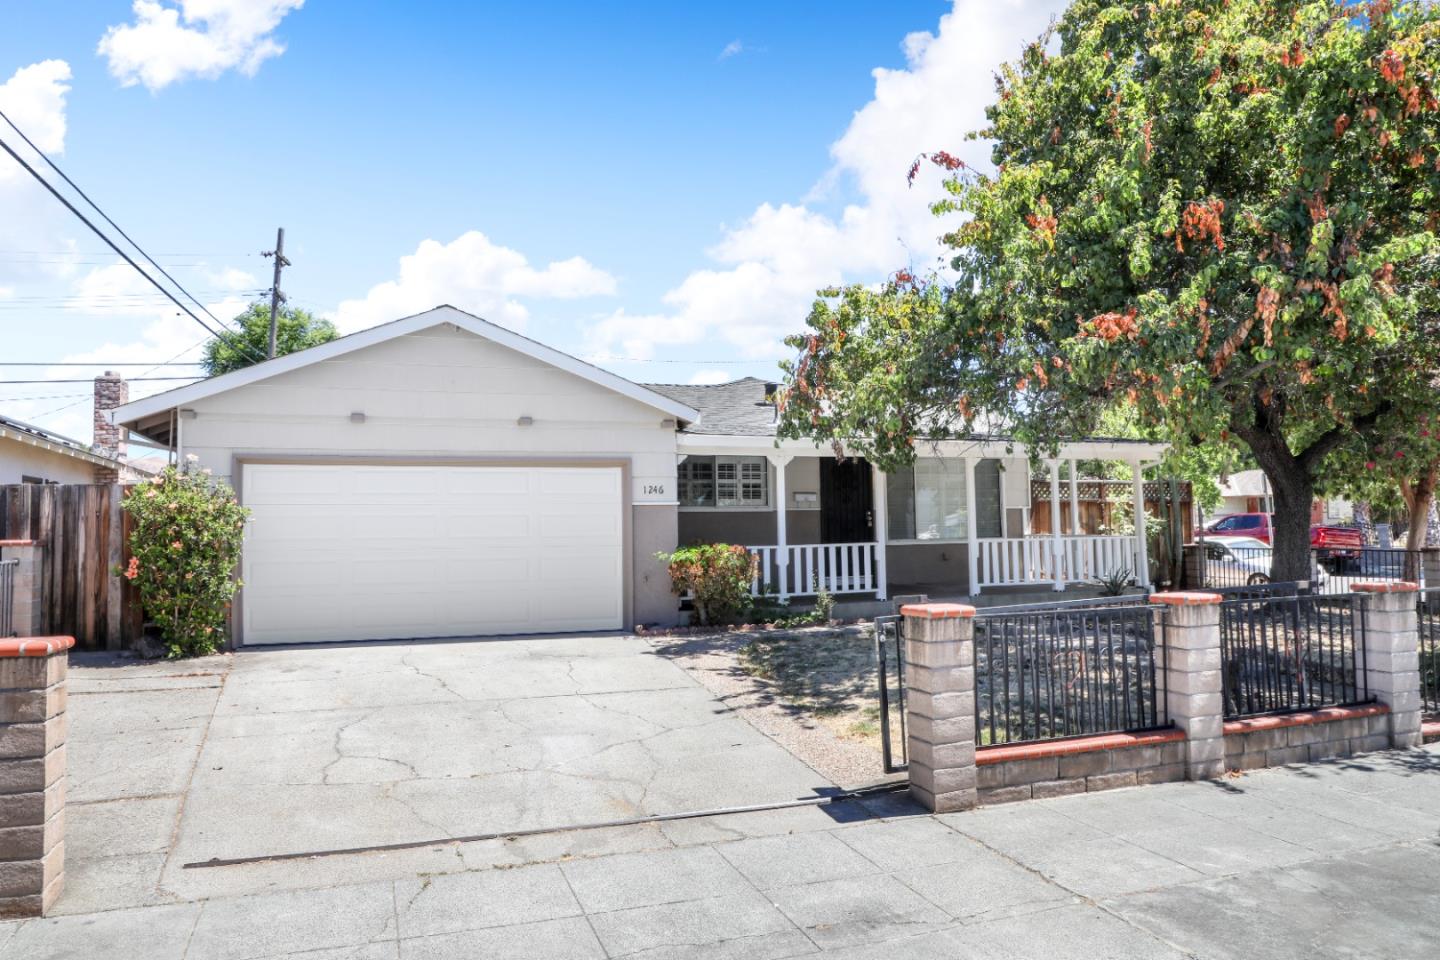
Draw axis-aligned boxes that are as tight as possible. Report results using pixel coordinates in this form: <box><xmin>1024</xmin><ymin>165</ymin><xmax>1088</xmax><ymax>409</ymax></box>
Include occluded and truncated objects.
<box><xmin>0</xmin><ymin>1</ymin><xmax>1063</xmax><ymax>444</ymax></box>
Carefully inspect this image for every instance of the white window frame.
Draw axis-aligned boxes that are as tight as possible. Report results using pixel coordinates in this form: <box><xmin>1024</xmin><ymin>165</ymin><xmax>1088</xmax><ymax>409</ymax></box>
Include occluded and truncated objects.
<box><xmin>886</xmin><ymin>459</ymin><xmax>970</xmax><ymax>543</ymax></box>
<box><xmin>679</xmin><ymin>455</ymin><xmax>770</xmax><ymax>509</ymax></box>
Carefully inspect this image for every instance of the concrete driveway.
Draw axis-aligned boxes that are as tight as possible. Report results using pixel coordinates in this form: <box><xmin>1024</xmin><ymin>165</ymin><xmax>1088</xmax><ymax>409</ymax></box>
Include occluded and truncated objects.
<box><xmin>56</xmin><ymin>633</ymin><xmax>839</xmax><ymax>912</ymax></box>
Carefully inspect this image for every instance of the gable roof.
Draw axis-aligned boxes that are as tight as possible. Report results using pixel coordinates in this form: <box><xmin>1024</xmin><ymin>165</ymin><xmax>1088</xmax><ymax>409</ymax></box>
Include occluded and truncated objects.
<box><xmin>644</xmin><ymin>377</ymin><xmax>780</xmax><ymax>436</ymax></box>
<box><xmin>111</xmin><ymin>306</ymin><xmax>702</xmax><ymax>437</ymax></box>
<box><xmin>0</xmin><ymin>413</ymin><xmax>155</xmax><ymax>474</ymax></box>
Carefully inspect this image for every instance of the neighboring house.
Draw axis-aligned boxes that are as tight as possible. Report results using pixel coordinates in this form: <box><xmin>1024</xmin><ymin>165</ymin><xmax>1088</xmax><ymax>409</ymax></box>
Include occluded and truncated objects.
<box><xmin>0</xmin><ymin>371</ymin><xmax>158</xmax><ymax>486</ymax></box>
<box><xmin>1215</xmin><ymin>468</ymin><xmax>1352</xmax><ymax>525</ymax></box>
<box><xmin>110</xmin><ymin>305</ymin><xmax>1165</xmax><ymax>646</ymax></box>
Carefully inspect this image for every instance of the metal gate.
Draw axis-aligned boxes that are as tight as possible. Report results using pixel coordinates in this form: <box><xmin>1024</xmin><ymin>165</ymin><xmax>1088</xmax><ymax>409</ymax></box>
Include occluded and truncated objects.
<box><xmin>0</xmin><ymin>558</ymin><xmax>16</xmax><ymax>638</ymax></box>
<box><xmin>872</xmin><ymin>614</ymin><xmax>908</xmax><ymax>773</ymax></box>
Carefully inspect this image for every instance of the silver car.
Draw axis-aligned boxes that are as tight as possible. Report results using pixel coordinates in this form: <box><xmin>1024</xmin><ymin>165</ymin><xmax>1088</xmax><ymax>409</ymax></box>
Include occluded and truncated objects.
<box><xmin>1199</xmin><ymin>535</ymin><xmax>1328</xmax><ymax>588</ymax></box>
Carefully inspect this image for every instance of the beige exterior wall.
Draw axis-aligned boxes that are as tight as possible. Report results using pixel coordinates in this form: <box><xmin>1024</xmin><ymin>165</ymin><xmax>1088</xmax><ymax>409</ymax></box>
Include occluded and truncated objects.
<box><xmin>0</xmin><ymin>439</ymin><xmax>100</xmax><ymax>486</ymax></box>
<box><xmin>632</xmin><ymin>504</ymin><xmax>681</xmax><ymax>626</ymax></box>
<box><xmin>178</xmin><ymin>324</ymin><xmax>684</xmax><ymax>631</ymax></box>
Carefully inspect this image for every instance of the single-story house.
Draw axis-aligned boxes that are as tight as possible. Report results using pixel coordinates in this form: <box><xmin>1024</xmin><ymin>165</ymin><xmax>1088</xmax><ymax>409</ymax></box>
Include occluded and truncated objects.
<box><xmin>111</xmin><ymin>306</ymin><xmax>1165</xmax><ymax>646</ymax></box>
<box><xmin>1215</xmin><ymin>468</ymin><xmax>1352</xmax><ymax>525</ymax></box>
<box><xmin>1</xmin><ymin>371</ymin><xmax>157</xmax><ymax>485</ymax></box>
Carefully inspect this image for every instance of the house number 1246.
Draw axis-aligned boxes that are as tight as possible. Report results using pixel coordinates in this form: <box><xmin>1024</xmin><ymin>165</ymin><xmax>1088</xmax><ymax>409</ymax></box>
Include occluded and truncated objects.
<box><xmin>643</xmin><ymin>484</ymin><xmax>666</xmax><ymax>496</ymax></box>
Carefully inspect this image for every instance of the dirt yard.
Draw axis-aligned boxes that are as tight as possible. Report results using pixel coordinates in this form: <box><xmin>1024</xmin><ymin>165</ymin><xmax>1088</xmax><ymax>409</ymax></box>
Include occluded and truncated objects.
<box><xmin>646</xmin><ymin>625</ymin><xmax>903</xmax><ymax>788</ymax></box>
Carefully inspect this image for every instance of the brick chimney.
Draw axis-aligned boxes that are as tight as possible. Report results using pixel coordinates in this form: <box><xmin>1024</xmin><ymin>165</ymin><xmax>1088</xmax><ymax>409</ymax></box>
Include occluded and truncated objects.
<box><xmin>92</xmin><ymin>371</ymin><xmax>128</xmax><ymax>465</ymax></box>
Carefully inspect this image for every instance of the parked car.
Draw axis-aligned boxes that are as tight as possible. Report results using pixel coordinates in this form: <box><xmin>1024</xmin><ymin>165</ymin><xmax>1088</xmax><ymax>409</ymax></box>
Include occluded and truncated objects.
<box><xmin>1196</xmin><ymin>535</ymin><xmax>1329</xmax><ymax>587</ymax></box>
<box><xmin>1196</xmin><ymin>513</ymin><xmax>1363</xmax><ymax>570</ymax></box>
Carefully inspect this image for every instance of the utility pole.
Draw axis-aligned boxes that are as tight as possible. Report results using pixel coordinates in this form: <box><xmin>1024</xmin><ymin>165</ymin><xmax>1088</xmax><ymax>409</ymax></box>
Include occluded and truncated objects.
<box><xmin>262</xmin><ymin>227</ymin><xmax>289</xmax><ymax>359</ymax></box>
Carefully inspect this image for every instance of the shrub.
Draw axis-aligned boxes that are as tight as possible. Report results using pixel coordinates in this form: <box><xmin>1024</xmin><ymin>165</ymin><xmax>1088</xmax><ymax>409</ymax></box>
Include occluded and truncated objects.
<box><xmin>657</xmin><ymin>543</ymin><xmax>757</xmax><ymax>626</ymax></box>
<box><xmin>122</xmin><ymin>458</ymin><xmax>249</xmax><ymax>658</ymax></box>
<box><xmin>1091</xmin><ymin>567</ymin><xmax>1134</xmax><ymax>597</ymax></box>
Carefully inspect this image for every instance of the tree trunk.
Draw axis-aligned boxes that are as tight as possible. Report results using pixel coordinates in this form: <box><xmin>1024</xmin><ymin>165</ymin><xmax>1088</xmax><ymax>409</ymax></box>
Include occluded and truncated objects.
<box><xmin>1353</xmin><ymin>501</ymin><xmax>1376</xmax><ymax>545</ymax></box>
<box><xmin>1401</xmin><ymin>467</ymin><xmax>1436</xmax><ymax>581</ymax></box>
<box><xmin>1266</xmin><ymin>469</ymin><xmax>1315</xmax><ymax>583</ymax></box>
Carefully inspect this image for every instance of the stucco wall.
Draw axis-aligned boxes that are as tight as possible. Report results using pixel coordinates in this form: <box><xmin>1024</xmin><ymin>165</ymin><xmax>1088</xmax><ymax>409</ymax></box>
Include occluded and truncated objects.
<box><xmin>178</xmin><ymin>323</ymin><xmax>683</xmax><ymax>629</ymax></box>
<box><xmin>0</xmin><ymin>438</ymin><xmax>100</xmax><ymax>486</ymax></box>
<box><xmin>633</xmin><ymin>504</ymin><xmax>681</xmax><ymax>626</ymax></box>
<box><xmin>887</xmin><ymin>542</ymin><xmax>969</xmax><ymax>591</ymax></box>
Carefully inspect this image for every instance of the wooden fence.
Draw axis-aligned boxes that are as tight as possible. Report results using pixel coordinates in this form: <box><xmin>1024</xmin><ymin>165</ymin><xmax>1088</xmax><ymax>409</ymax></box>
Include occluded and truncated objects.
<box><xmin>0</xmin><ymin>484</ymin><xmax>142</xmax><ymax>649</ymax></box>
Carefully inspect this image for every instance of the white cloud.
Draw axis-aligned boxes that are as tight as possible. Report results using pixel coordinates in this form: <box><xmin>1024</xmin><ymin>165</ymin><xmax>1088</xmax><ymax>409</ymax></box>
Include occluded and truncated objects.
<box><xmin>718</xmin><ymin>40</ymin><xmax>745</xmax><ymax>61</ymax></box>
<box><xmin>584</xmin><ymin>0</ymin><xmax>1064</xmax><ymax>362</ymax></box>
<box><xmin>98</xmin><ymin>0</ymin><xmax>305</xmax><ymax>91</ymax></box>
<box><xmin>0</xmin><ymin>60</ymin><xmax>71</xmax><ymax>162</ymax></box>
<box><xmin>331</xmin><ymin>231</ymin><xmax>618</xmax><ymax>334</ymax></box>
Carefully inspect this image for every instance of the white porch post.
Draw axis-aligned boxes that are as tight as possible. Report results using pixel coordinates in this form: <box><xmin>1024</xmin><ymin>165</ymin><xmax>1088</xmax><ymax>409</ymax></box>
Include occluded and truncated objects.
<box><xmin>965</xmin><ymin>456</ymin><xmax>979</xmax><ymax>595</ymax></box>
<box><xmin>871</xmin><ymin>463</ymin><xmax>889</xmax><ymax>601</ymax></box>
<box><xmin>1132</xmin><ymin>460</ymin><xmax>1151</xmax><ymax>588</ymax></box>
<box><xmin>1068</xmin><ymin>459</ymin><xmax>1081</xmax><ymax>537</ymax></box>
<box><xmin>768</xmin><ymin>454</ymin><xmax>793</xmax><ymax>600</ymax></box>
<box><xmin>1049</xmin><ymin>459</ymin><xmax>1064</xmax><ymax>591</ymax></box>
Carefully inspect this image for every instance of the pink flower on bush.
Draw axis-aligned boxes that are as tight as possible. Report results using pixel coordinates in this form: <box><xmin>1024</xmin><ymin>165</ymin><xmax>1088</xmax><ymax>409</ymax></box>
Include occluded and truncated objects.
<box><xmin>171</xmin><ymin>540</ymin><xmax>183</xmax><ymax>549</ymax></box>
<box><xmin>123</xmin><ymin>557</ymin><xmax>139</xmax><ymax>581</ymax></box>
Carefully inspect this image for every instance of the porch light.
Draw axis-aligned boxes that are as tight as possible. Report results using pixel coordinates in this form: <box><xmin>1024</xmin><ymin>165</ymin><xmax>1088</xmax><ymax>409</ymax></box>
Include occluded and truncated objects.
<box><xmin>349</xmin><ymin>412</ymin><xmax>366</xmax><ymax>423</ymax></box>
<box><xmin>516</xmin><ymin>416</ymin><xmax>534</xmax><ymax>426</ymax></box>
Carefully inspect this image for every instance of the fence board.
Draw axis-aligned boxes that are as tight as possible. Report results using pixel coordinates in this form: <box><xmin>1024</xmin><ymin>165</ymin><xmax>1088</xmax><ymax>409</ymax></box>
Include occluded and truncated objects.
<box><xmin>0</xmin><ymin>484</ymin><xmax>139</xmax><ymax>649</ymax></box>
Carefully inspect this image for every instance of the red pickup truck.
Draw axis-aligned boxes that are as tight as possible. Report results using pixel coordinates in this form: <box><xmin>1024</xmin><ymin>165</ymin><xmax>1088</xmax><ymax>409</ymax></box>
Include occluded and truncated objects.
<box><xmin>1198</xmin><ymin>513</ymin><xmax>1365</xmax><ymax>569</ymax></box>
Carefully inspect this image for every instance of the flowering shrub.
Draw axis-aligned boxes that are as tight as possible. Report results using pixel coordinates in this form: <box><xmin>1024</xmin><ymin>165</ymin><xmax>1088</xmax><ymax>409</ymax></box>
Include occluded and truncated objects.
<box><xmin>121</xmin><ymin>458</ymin><xmax>249</xmax><ymax>658</ymax></box>
<box><xmin>656</xmin><ymin>543</ymin><xmax>757</xmax><ymax>627</ymax></box>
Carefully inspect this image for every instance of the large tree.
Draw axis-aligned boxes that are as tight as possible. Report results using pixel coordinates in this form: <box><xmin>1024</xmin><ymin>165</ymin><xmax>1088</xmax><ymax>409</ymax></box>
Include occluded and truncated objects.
<box><xmin>202</xmin><ymin>303</ymin><xmax>338</xmax><ymax>376</ymax></box>
<box><xmin>780</xmin><ymin>0</ymin><xmax>1440</xmax><ymax>580</ymax></box>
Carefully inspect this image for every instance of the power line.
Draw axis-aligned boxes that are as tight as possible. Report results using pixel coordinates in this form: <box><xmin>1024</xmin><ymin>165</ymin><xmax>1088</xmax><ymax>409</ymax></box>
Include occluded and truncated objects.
<box><xmin>0</xmin><ymin>106</ymin><xmax>249</xmax><ymax>341</ymax></box>
<box><xmin>0</xmin><ymin>393</ymin><xmax>89</xmax><ymax>402</ymax></box>
<box><xmin>0</xmin><ymin>362</ymin><xmax>205</xmax><ymax>367</ymax></box>
<box><xmin>0</xmin><ymin>119</ymin><xmax>266</xmax><ymax>366</ymax></box>
<box><xmin>0</xmin><ymin>376</ymin><xmax>201</xmax><ymax>385</ymax></box>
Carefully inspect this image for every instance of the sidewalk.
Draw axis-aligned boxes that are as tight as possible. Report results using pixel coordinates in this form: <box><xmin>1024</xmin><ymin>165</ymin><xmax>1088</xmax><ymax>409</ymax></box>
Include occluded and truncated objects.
<box><xmin>5</xmin><ymin>744</ymin><xmax>1438</xmax><ymax>959</ymax></box>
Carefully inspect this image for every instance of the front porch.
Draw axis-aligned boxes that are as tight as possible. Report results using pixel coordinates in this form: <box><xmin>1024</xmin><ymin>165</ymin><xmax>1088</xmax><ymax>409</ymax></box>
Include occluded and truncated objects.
<box><xmin>675</xmin><ymin>436</ymin><xmax>1165</xmax><ymax>603</ymax></box>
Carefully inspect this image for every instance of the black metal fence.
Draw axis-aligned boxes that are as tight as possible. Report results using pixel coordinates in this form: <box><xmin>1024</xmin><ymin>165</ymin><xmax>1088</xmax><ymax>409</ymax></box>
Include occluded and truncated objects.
<box><xmin>1420</xmin><ymin>590</ymin><xmax>1440</xmax><ymax>718</ymax></box>
<box><xmin>0</xmin><ymin>558</ymin><xmax>15</xmax><ymax>638</ymax></box>
<box><xmin>872</xmin><ymin>614</ymin><xmax>908</xmax><ymax>773</ymax></box>
<box><xmin>1219</xmin><ymin>592</ymin><xmax>1370</xmax><ymax>719</ymax></box>
<box><xmin>1189</xmin><ymin>544</ymin><xmax>1425</xmax><ymax>593</ymax></box>
<box><xmin>973</xmin><ymin>601</ymin><xmax>1168</xmax><ymax>746</ymax></box>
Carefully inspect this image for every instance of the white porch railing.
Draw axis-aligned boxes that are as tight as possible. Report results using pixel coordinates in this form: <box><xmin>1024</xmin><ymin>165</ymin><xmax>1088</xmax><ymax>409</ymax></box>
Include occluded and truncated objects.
<box><xmin>976</xmin><ymin>535</ymin><xmax>1138</xmax><ymax>589</ymax></box>
<box><xmin>745</xmin><ymin>542</ymin><xmax>881</xmax><ymax>598</ymax></box>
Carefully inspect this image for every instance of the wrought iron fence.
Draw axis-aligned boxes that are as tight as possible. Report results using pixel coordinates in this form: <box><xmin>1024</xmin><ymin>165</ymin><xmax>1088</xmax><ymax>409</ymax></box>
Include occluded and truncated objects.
<box><xmin>1420</xmin><ymin>590</ymin><xmax>1440</xmax><ymax>718</ymax></box>
<box><xmin>1189</xmin><ymin>544</ymin><xmax>1423</xmax><ymax>594</ymax></box>
<box><xmin>1316</xmin><ymin>547</ymin><xmax>1425</xmax><ymax>594</ymax></box>
<box><xmin>973</xmin><ymin>603</ymin><xmax>1168</xmax><ymax>746</ymax></box>
<box><xmin>872</xmin><ymin>614</ymin><xmax>908</xmax><ymax>773</ymax></box>
<box><xmin>1219</xmin><ymin>592</ymin><xmax>1370</xmax><ymax>719</ymax></box>
<box><xmin>0</xmin><ymin>558</ymin><xmax>16</xmax><ymax>638</ymax></box>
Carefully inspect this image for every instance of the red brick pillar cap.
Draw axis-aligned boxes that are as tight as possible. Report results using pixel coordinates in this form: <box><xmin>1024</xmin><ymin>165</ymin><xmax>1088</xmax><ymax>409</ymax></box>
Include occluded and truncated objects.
<box><xmin>1150</xmin><ymin>591</ymin><xmax>1222</xmax><ymax>606</ymax></box>
<box><xmin>0</xmin><ymin>636</ymin><xmax>75</xmax><ymax>657</ymax></box>
<box><xmin>1353</xmin><ymin>581</ymin><xmax>1419</xmax><ymax>593</ymax></box>
<box><xmin>899</xmin><ymin>603</ymin><xmax>977</xmax><ymax>619</ymax></box>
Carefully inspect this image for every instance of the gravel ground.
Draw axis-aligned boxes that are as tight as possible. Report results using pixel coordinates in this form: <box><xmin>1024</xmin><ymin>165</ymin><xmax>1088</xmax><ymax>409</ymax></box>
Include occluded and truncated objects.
<box><xmin>645</xmin><ymin>626</ymin><xmax>904</xmax><ymax>790</ymax></box>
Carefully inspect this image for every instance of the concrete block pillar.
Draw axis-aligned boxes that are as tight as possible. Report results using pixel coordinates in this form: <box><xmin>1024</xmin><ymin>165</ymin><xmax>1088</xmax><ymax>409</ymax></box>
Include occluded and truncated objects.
<box><xmin>0</xmin><ymin>635</ymin><xmax>72</xmax><ymax>918</ymax></box>
<box><xmin>0</xmin><ymin>541</ymin><xmax>45</xmax><ymax>638</ymax></box>
<box><xmin>1355</xmin><ymin>582</ymin><xmax>1423</xmax><ymax>749</ymax></box>
<box><xmin>1152</xmin><ymin>592</ymin><xmax>1224</xmax><ymax>780</ymax></box>
<box><xmin>902</xmin><ymin>603</ymin><xmax>978</xmax><ymax>813</ymax></box>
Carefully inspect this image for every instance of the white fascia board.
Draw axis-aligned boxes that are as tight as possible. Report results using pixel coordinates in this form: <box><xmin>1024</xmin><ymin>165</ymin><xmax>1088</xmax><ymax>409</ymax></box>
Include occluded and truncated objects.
<box><xmin>110</xmin><ymin>305</ymin><xmax>702</xmax><ymax>428</ymax></box>
<box><xmin>0</xmin><ymin>426</ymin><xmax>114</xmax><ymax>468</ymax></box>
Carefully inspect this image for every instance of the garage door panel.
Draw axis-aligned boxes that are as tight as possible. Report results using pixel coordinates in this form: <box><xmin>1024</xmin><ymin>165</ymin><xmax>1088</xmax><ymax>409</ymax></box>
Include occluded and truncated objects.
<box><xmin>241</xmin><ymin>464</ymin><xmax>624</xmax><ymax>644</ymax></box>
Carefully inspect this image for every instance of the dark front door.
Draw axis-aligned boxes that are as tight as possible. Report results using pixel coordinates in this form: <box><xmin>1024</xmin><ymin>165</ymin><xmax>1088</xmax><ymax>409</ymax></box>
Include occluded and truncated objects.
<box><xmin>820</xmin><ymin>458</ymin><xmax>874</xmax><ymax>543</ymax></box>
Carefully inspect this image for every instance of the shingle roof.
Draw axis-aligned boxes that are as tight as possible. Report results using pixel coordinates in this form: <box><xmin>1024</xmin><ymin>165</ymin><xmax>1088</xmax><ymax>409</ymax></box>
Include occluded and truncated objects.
<box><xmin>644</xmin><ymin>377</ymin><xmax>780</xmax><ymax>436</ymax></box>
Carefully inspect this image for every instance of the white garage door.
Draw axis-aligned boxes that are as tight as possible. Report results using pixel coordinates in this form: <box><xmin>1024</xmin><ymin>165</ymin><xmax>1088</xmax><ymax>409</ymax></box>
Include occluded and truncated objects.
<box><xmin>240</xmin><ymin>463</ymin><xmax>624</xmax><ymax>644</ymax></box>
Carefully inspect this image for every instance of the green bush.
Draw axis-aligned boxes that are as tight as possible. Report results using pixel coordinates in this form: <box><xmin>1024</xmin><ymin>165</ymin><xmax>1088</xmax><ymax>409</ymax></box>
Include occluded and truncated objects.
<box><xmin>657</xmin><ymin>543</ymin><xmax>757</xmax><ymax>626</ymax></box>
<box><xmin>122</xmin><ymin>459</ymin><xmax>249</xmax><ymax>658</ymax></box>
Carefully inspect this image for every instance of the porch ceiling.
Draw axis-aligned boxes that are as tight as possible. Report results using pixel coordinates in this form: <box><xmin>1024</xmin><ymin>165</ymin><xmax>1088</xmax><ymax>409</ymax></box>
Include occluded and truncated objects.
<box><xmin>676</xmin><ymin>434</ymin><xmax>1167</xmax><ymax>462</ymax></box>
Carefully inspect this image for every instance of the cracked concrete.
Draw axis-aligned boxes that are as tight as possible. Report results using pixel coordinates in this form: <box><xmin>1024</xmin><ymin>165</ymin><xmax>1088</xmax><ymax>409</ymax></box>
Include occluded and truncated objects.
<box><xmin>35</xmin><ymin>639</ymin><xmax>1440</xmax><ymax>958</ymax></box>
<box><xmin>52</xmin><ymin>634</ymin><xmax>837</xmax><ymax>911</ymax></box>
